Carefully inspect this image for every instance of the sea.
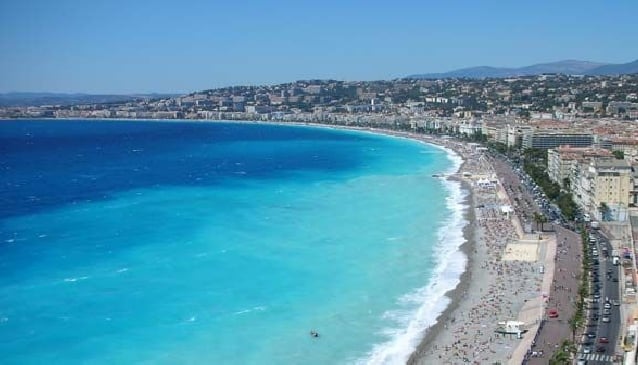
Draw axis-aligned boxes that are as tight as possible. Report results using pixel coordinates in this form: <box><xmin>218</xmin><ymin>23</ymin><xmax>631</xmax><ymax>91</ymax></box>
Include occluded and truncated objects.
<box><xmin>0</xmin><ymin>120</ymin><xmax>468</xmax><ymax>365</ymax></box>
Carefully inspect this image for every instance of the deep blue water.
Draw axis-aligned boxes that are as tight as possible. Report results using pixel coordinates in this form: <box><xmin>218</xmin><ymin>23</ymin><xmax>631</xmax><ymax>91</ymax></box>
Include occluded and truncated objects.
<box><xmin>0</xmin><ymin>120</ymin><xmax>466</xmax><ymax>364</ymax></box>
<box><xmin>1</xmin><ymin>121</ymin><xmax>363</xmax><ymax>219</ymax></box>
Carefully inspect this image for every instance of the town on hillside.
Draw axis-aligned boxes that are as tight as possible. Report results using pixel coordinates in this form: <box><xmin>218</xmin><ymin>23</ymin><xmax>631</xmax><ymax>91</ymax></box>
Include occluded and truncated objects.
<box><xmin>3</xmin><ymin>73</ymin><xmax>638</xmax><ymax>218</ymax></box>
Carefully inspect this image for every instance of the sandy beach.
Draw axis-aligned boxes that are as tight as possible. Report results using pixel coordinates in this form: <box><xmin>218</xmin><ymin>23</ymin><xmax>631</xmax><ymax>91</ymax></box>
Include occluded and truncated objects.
<box><xmin>323</xmin><ymin>127</ymin><xmax>555</xmax><ymax>364</ymax></box>
<box><xmin>363</xmin><ymin>133</ymin><xmax>556</xmax><ymax>365</ymax></box>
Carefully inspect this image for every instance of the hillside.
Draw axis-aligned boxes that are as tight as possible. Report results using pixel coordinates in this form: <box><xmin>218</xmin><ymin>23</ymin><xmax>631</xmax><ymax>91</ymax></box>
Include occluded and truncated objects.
<box><xmin>408</xmin><ymin>59</ymin><xmax>638</xmax><ymax>79</ymax></box>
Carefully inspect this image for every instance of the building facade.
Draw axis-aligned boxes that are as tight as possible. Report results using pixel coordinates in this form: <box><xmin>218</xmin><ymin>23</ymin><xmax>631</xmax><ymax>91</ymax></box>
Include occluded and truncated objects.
<box><xmin>574</xmin><ymin>158</ymin><xmax>634</xmax><ymax>220</ymax></box>
<box><xmin>547</xmin><ymin>146</ymin><xmax>613</xmax><ymax>187</ymax></box>
<box><xmin>522</xmin><ymin>130</ymin><xmax>594</xmax><ymax>150</ymax></box>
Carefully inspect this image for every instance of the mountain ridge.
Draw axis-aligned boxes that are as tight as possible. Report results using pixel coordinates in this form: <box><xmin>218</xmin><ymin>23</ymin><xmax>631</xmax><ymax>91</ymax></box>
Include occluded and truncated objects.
<box><xmin>0</xmin><ymin>92</ymin><xmax>179</xmax><ymax>107</ymax></box>
<box><xmin>408</xmin><ymin>59</ymin><xmax>638</xmax><ymax>79</ymax></box>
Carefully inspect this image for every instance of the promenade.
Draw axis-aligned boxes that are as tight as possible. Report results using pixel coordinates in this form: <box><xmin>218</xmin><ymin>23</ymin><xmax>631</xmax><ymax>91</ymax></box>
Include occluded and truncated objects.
<box><xmin>490</xmin><ymin>156</ymin><xmax>584</xmax><ymax>363</ymax></box>
<box><xmin>525</xmin><ymin>226</ymin><xmax>582</xmax><ymax>363</ymax></box>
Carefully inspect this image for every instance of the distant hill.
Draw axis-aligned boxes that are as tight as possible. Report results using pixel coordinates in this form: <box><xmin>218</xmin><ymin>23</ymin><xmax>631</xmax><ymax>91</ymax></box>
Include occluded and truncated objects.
<box><xmin>408</xmin><ymin>59</ymin><xmax>638</xmax><ymax>79</ymax></box>
<box><xmin>0</xmin><ymin>92</ymin><xmax>178</xmax><ymax>107</ymax></box>
<box><xmin>587</xmin><ymin>59</ymin><xmax>638</xmax><ymax>75</ymax></box>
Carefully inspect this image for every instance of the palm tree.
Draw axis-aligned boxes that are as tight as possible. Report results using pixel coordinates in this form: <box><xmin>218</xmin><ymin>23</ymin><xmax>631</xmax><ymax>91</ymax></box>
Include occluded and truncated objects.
<box><xmin>534</xmin><ymin>212</ymin><xmax>547</xmax><ymax>231</ymax></box>
<box><xmin>533</xmin><ymin>212</ymin><xmax>542</xmax><ymax>232</ymax></box>
<box><xmin>539</xmin><ymin>214</ymin><xmax>548</xmax><ymax>231</ymax></box>
<box><xmin>569</xmin><ymin>317</ymin><xmax>578</xmax><ymax>342</ymax></box>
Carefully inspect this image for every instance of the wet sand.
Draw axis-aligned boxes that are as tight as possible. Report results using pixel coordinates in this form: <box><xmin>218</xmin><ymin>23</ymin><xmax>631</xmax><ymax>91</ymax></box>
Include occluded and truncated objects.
<box><xmin>406</xmin><ymin>170</ymin><xmax>476</xmax><ymax>363</ymax></box>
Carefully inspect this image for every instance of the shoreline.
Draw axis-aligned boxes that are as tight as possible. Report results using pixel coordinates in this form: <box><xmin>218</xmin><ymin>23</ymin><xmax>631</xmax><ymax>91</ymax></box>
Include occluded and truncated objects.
<box><xmin>407</xmin><ymin>139</ymin><xmax>551</xmax><ymax>364</ymax></box>
<box><xmin>407</xmin><ymin>175</ymin><xmax>475</xmax><ymax>364</ymax></box>
<box><xmin>358</xmin><ymin>128</ymin><xmax>548</xmax><ymax>364</ymax></box>
<box><xmin>330</xmin><ymin>128</ymin><xmax>477</xmax><ymax>364</ymax></box>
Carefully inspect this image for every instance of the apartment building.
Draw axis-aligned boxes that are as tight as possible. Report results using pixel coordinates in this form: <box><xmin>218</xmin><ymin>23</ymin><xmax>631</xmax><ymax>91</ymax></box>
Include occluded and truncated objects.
<box><xmin>575</xmin><ymin>158</ymin><xmax>633</xmax><ymax>220</ymax></box>
<box><xmin>482</xmin><ymin>122</ymin><xmax>508</xmax><ymax>145</ymax></box>
<box><xmin>521</xmin><ymin>130</ymin><xmax>594</xmax><ymax>150</ymax></box>
<box><xmin>547</xmin><ymin>146</ymin><xmax>613</xmax><ymax>187</ymax></box>
<box><xmin>506</xmin><ymin>125</ymin><xmax>532</xmax><ymax>148</ymax></box>
<box><xmin>609</xmin><ymin>138</ymin><xmax>638</xmax><ymax>162</ymax></box>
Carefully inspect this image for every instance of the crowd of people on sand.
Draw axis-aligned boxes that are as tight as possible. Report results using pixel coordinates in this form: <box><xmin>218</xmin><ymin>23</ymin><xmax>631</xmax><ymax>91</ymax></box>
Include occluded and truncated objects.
<box><xmin>415</xmin><ymin>139</ymin><xmax>545</xmax><ymax>364</ymax></box>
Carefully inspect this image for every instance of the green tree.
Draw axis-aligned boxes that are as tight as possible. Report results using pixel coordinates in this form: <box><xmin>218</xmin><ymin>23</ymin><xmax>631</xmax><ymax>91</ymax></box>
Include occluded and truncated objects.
<box><xmin>568</xmin><ymin>315</ymin><xmax>582</xmax><ymax>342</ymax></box>
<box><xmin>562</xmin><ymin>177</ymin><xmax>571</xmax><ymax>192</ymax></box>
<box><xmin>599</xmin><ymin>202</ymin><xmax>611</xmax><ymax>221</ymax></box>
<box><xmin>612</xmin><ymin>150</ymin><xmax>624</xmax><ymax>159</ymax></box>
<box><xmin>533</xmin><ymin>212</ymin><xmax>545</xmax><ymax>232</ymax></box>
<box><xmin>489</xmin><ymin>142</ymin><xmax>508</xmax><ymax>154</ymax></box>
<box><xmin>549</xmin><ymin>340</ymin><xmax>576</xmax><ymax>364</ymax></box>
<box><xmin>557</xmin><ymin>193</ymin><xmax>578</xmax><ymax>220</ymax></box>
<box><xmin>539</xmin><ymin>214</ymin><xmax>548</xmax><ymax>231</ymax></box>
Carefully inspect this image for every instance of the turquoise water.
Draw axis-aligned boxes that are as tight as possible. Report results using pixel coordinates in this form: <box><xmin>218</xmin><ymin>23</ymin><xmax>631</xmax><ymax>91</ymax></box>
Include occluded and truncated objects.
<box><xmin>0</xmin><ymin>121</ymin><xmax>467</xmax><ymax>364</ymax></box>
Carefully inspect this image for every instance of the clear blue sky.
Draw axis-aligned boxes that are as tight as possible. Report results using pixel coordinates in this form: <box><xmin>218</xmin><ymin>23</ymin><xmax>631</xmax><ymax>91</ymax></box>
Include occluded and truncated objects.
<box><xmin>1</xmin><ymin>0</ymin><xmax>636</xmax><ymax>94</ymax></box>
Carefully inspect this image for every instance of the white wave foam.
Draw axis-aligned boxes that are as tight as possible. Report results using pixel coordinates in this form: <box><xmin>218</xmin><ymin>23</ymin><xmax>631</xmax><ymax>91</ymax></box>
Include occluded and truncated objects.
<box><xmin>233</xmin><ymin>306</ymin><xmax>267</xmax><ymax>315</ymax></box>
<box><xmin>422</xmin><ymin>141</ymin><xmax>463</xmax><ymax>176</ymax></box>
<box><xmin>357</xmin><ymin>157</ymin><xmax>468</xmax><ymax>365</ymax></box>
<box><xmin>63</xmin><ymin>276</ymin><xmax>90</xmax><ymax>283</ymax></box>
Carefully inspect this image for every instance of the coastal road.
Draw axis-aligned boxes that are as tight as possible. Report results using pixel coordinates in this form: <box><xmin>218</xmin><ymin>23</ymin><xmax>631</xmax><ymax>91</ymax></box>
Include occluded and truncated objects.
<box><xmin>577</xmin><ymin>231</ymin><xmax>622</xmax><ymax>364</ymax></box>
<box><xmin>526</xmin><ymin>225</ymin><xmax>583</xmax><ymax>364</ymax></box>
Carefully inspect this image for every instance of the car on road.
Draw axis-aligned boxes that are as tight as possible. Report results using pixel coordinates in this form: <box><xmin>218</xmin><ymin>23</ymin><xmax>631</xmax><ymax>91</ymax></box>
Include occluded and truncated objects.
<box><xmin>586</xmin><ymin>332</ymin><xmax>596</xmax><ymax>338</ymax></box>
<box><xmin>603</xmin><ymin>308</ymin><xmax>611</xmax><ymax>315</ymax></box>
<box><xmin>603</xmin><ymin>316</ymin><xmax>611</xmax><ymax>323</ymax></box>
<box><xmin>596</xmin><ymin>345</ymin><xmax>606</xmax><ymax>353</ymax></box>
<box><xmin>613</xmin><ymin>299</ymin><xmax>621</xmax><ymax>306</ymax></box>
<box><xmin>548</xmin><ymin>308</ymin><xmax>559</xmax><ymax>318</ymax></box>
<box><xmin>599</xmin><ymin>337</ymin><xmax>609</xmax><ymax>343</ymax></box>
<box><xmin>604</xmin><ymin>302</ymin><xmax>611</xmax><ymax>309</ymax></box>
<box><xmin>583</xmin><ymin>345</ymin><xmax>591</xmax><ymax>354</ymax></box>
<box><xmin>582</xmin><ymin>339</ymin><xmax>593</xmax><ymax>346</ymax></box>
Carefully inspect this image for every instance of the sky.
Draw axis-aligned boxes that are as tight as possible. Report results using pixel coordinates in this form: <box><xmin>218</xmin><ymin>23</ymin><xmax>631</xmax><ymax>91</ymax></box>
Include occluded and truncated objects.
<box><xmin>1</xmin><ymin>0</ymin><xmax>637</xmax><ymax>94</ymax></box>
